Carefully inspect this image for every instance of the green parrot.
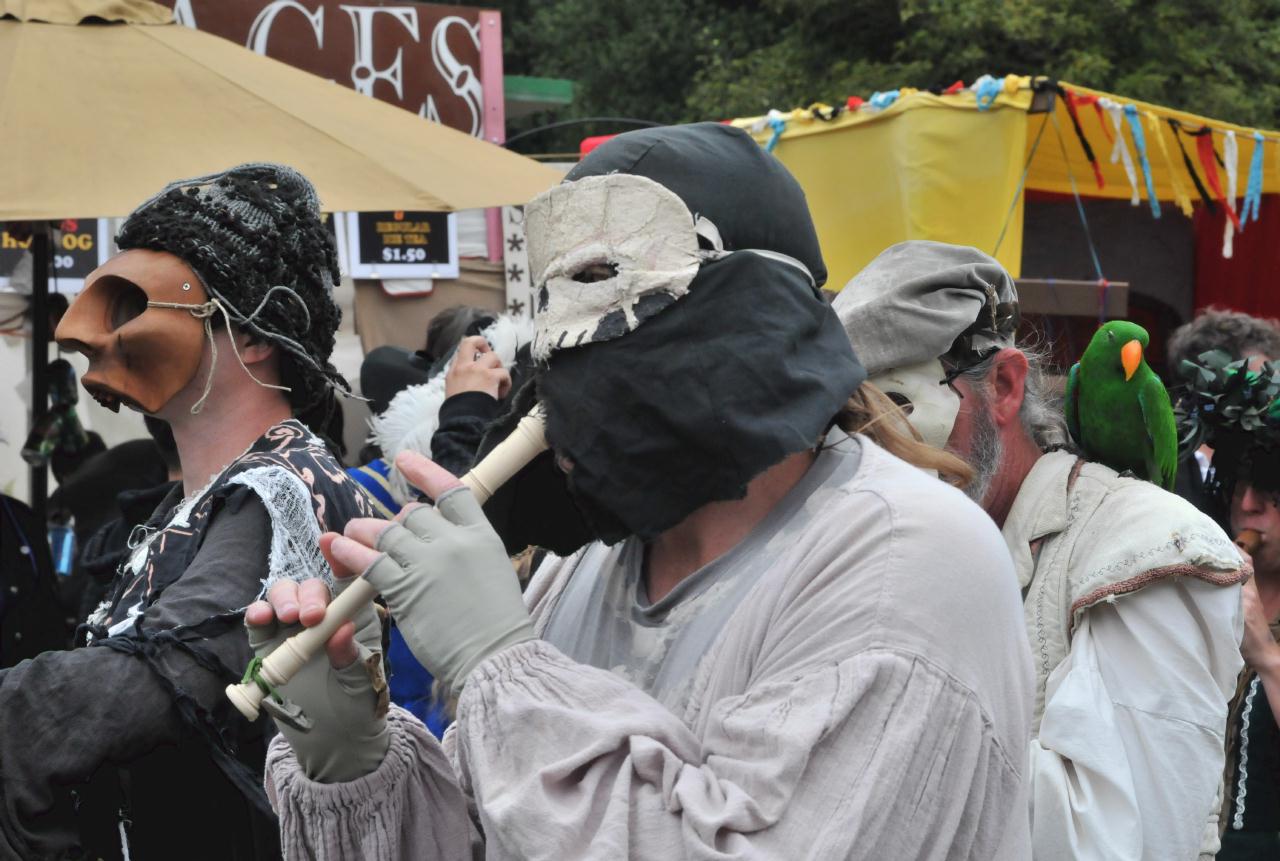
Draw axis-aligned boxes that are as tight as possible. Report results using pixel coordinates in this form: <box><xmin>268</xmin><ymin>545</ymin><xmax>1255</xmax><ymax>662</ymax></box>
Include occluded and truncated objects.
<box><xmin>1064</xmin><ymin>320</ymin><xmax>1177</xmax><ymax>490</ymax></box>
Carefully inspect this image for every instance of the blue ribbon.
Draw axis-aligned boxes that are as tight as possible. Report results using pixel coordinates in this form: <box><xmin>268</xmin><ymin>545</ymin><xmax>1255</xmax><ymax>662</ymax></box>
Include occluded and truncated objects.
<box><xmin>869</xmin><ymin>90</ymin><xmax>900</xmax><ymax>111</ymax></box>
<box><xmin>1243</xmin><ymin>131</ymin><xmax>1265</xmax><ymax>225</ymax></box>
<box><xmin>973</xmin><ymin>75</ymin><xmax>1001</xmax><ymax>111</ymax></box>
<box><xmin>765</xmin><ymin>115</ymin><xmax>786</xmax><ymax>152</ymax></box>
<box><xmin>1123</xmin><ymin>104</ymin><xmax>1161</xmax><ymax>218</ymax></box>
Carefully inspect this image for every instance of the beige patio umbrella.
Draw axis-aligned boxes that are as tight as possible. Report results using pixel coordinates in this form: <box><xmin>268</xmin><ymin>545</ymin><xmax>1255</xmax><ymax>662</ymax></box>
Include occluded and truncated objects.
<box><xmin>0</xmin><ymin>0</ymin><xmax>562</xmax><ymax>219</ymax></box>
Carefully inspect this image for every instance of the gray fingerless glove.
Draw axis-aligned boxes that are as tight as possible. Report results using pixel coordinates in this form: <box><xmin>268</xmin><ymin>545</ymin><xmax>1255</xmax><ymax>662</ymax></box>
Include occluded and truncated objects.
<box><xmin>246</xmin><ymin>575</ymin><xmax>391</xmax><ymax>783</ymax></box>
<box><xmin>365</xmin><ymin>485</ymin><xmax>535</xmax><ymax>695</ymax></box>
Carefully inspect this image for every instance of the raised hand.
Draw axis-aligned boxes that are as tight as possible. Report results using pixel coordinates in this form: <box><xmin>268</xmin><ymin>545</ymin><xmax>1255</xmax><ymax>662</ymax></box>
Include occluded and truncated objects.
<box><xmin>330</xmin><ymin>449</ymin><xmax>535</xmax><ymax>697</ymax></box>
<box><xmin>244</xmin><ymin>533</ymin><xmax>390</xmax><ymax>783</ymax></box>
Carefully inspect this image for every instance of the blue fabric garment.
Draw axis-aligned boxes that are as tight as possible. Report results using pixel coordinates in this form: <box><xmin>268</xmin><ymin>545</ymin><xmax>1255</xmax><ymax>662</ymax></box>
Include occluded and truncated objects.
<box><xmin>388</xmin><ymin>624</ymin><xmax>451</xmax><ymax>738</ymax></box>
<box><xmin>347</xmin><ymin>459</ymin><xmax>397</xmax><ymax>518</ymax></box>
<box><xmin>344</xmin><ymin>462</ymin><xmax>450</xmax><ymax>735</ymax></box>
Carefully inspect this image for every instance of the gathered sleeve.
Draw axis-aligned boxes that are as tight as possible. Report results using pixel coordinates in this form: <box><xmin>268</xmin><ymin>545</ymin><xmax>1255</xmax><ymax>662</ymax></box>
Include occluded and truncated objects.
<box><xmin>446</xmin><ymin>639</ymin><xmax>1023</xmax><ymax>861</ymax></box>
<box><xmin>1030</xmin><ymin>576</ymin><xmax>1243</xmax><ymax>861</ymax></box>
<box><xmin>0</xmin><ymin>489</ymin><xmax>273</xmax><ymax>859</ymax></box>
<box><xmin>266</xmin><ymin>706</ymin><xmax>474</xmax><ymax>861</ymax></box>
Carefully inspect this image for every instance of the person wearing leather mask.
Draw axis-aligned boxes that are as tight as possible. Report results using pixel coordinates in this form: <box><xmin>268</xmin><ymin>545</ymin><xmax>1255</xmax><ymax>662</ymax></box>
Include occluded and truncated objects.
<box><xmin>835</xmin><ymin>240</ymin><xmax>1247</xmax><ymax>861</ymax></box>
<box><xmin>249</xmin><ymin>123</ymin><xmax>1035</xmax><ymax>860</ymax></box>
<box><xmin>0</xmin><ymin>164</ymin><xmax>381</xmax><ymax>860</ymax></box>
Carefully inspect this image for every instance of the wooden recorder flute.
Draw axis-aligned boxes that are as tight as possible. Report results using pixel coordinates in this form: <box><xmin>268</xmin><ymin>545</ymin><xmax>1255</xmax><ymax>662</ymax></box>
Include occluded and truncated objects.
<box><xmin>226</xmin><ymin>407</ymin><xmax>548</xmax><ymax>723</ymax></box>
<box><xmin>1236</xmin><ymin>528</ymin><xmax>1263</xmax><ymax>556</ymax></box>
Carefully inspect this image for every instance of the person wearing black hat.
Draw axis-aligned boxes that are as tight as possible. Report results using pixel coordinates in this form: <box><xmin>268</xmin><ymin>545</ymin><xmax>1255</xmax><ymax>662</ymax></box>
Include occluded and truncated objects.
<box><xmin>0</xmin><ymin>164</ymin><xmax>382</xmax><ymax>859</ymax></box>
<box><xmin>836</xmin><ymin>241</ymin><xmax>1247</xmax><ymax>861</ymax></box>
<box><xmin>248</xmin><ymin>124</ymin><xmax>1035</xmax><ymax>860</ymax></box>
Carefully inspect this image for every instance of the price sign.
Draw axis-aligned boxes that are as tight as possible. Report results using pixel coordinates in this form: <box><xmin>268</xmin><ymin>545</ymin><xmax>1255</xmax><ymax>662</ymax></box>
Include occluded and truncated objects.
<box><xmin>345</xmin><ymin>211</ymin><xmax>458</xmax><ymax>279</ymax></box>
<box><xmin>0</xmin><ymin>220</ymin><xmax>110</xmax><ymax>293</ymax></box>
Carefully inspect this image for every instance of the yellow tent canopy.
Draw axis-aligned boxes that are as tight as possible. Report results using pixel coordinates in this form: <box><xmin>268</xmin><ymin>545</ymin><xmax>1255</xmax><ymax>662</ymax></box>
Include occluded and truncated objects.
<box><xmin>730</xmin><ymin>76</ymin><xmax>1279</xmax><ymax>287</ymax></box>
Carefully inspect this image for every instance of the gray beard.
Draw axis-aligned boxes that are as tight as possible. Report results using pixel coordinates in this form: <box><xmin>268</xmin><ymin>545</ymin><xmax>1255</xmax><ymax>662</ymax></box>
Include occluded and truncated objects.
<box><xmin>963</xmin><ymin>395</ymin><xmax>1003</xmax><ymax>507</ymax></box>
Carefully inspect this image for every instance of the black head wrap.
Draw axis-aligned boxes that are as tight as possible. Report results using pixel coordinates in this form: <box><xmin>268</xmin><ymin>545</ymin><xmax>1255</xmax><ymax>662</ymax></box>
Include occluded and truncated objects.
<box><xmin>116</xmin><ymin>163</ymin><xmax>348</xmax><ymax>433</ymax></box>
<box><xmin>480</xmin><ymin>123</ymin><xmax>864</xmax><ymax>551</ymax></box>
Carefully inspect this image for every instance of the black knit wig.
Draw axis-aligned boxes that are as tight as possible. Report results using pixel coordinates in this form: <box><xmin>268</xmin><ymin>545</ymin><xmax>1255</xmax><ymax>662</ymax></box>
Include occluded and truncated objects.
<box><xmin>116</xmin><ymin>163</ymin><xmax>349</xmax><ymax>441</ymax></box>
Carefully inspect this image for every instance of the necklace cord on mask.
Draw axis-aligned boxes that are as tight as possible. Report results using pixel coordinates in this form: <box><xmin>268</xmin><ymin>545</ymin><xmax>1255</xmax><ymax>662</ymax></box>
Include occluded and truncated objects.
<box><xmin>147</xmin><ymin>285</ymin><xmax>309</xmax><ymax>414</ymax></box>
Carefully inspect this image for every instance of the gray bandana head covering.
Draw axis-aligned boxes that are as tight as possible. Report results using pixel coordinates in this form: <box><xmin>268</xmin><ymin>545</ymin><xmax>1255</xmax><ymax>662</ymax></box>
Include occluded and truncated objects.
<box><xmin>834</xmin><ymin>240</ymin><xmax>1019</xmax><ymax>375</ymax></box>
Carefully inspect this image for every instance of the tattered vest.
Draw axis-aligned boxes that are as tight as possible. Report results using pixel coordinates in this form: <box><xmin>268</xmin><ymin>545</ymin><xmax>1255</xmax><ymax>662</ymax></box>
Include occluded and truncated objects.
<box><xmin>89</xmin><ymin>420</ymin><xmax>378</xmax><ymax>635</ymax></box>
<box><xmin>76</xmin><ymin>420</ymin><xmax>381</xmax><ymax>858</ymax></box>
<box><xmin>1009</xmin><ymin>451</ymin><xmax>1245</xmax><ymax>729</ymax></box>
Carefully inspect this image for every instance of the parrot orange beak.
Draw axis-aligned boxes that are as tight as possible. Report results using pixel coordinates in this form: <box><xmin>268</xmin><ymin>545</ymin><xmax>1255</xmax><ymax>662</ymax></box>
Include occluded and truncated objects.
<box><xmin>1121</xmin><ymin>340</ymin><xmax>1143</xmax><ymax>381</ymax></box>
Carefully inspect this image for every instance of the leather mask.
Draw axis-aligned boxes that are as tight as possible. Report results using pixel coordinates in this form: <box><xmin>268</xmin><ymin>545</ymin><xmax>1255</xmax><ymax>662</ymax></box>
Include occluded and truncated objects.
<box><xmin>55</xmin><ymin>249</ymin><xmax>209</xmax><ymax>414</ymax></box>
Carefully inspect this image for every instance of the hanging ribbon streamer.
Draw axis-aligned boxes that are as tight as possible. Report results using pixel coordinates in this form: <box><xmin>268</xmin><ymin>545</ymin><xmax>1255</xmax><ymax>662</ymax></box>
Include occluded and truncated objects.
<box><xmin>1147</xmin><ymin>111</ymin><xmax>1194</xmax><ymax>217</ymax></box>
<box><xmin>869</xmin><ymin>90</ymin><xmax>900</xmax><ymax>111</ymax></box>
<box><xmin>1223</xmin><ymin>130</ymin><xmax>1240</xmax><ymax>257</ymax></box>
<box><xmin>1243</xmin><ymin>131</ymin><xmax>1265</xmax><ymax>225</ymax></box>
<box><xmin>1194</xmin><ymin>129</ymin><xmax>1241</xmax><ymax>230</ymax></box>
<box><xmin>1123</xmin><ymin>104</ymin><xmax>1160</xmax><ymax>218</ymax></box>
<box><xmin>1169</xmin><ymin>120</ymin><xmax>1217</xmax><ymax>212</ymax></box>
<box><xmin>972</xmin><ymin>75</ymin><xmax>1001</xmax><ymax>111</ymax></box>
<box><xmin>1068</xmin><ymin>93</ymin><xmax>1115</xmax><ymax>145</ymax></box>
<box><xmin>1060</xmin><ymin>88</ymin><xmax>1105</xmax><ymax>189</ymax></box>
<box><xmin>764</xmin><ymin>110</ymin><xmax>787</xmax><ymax>153</ymax></box>
<box><xmin>1100</xmin><ymin>99</ymin><xmax>1141</xmax><ymax>205</ymax></box>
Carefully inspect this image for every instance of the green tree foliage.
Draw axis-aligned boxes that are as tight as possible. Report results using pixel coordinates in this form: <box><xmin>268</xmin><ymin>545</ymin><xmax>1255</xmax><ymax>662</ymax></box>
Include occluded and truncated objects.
<box><xmin>493</xmin><ymin>0</ymin><xmax>1280</xmax><ymax>153</ymax></box>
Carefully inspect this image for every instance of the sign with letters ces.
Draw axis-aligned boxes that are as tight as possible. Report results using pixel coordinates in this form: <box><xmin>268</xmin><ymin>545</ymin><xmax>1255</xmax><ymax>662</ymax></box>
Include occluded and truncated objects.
<box><xmin>161</xmin><ymin>0</ymin><xmax>483</xmax><ymax>276</ymax></box>
<box><xmin>163</xmin><ymin>0</ymin><xmax>488</xmax><ymax>135</ymax></box>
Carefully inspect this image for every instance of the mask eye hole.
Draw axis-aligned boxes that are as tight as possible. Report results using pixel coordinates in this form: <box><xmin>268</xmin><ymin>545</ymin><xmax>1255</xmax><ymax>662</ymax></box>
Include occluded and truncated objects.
<box><xmin>107</xmin><ymin>282</ymin><xmax>149</xmax><ymax>331</ymax></box>
<box><xmin>572</xmin><ymin>262</ymin><xmax>619</xmax><ymax>284</ymax></box>
<box><xmin>886</xmin><ymin>391</ymin><xmax>915</xmax><ymax>415</ymax></box>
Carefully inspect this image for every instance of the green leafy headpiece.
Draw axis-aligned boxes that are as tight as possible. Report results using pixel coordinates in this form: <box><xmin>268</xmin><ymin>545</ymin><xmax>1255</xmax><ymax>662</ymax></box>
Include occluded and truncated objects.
<box><xmin>1176</xmin><ymin>349</ymin><xmax>1280</xmax><ymax>493</ymax></box>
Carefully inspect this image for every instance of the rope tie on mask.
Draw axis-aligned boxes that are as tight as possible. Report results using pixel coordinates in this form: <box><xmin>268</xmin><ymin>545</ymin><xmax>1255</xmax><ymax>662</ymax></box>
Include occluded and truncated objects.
<box><xmin>147</xmin><ymin>285</ymin><xmax>306</xmax><ymax>414</ymax></box>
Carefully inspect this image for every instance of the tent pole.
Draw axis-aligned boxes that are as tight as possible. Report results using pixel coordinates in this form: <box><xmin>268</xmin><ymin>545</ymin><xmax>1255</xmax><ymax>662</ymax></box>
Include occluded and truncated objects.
<box><xmin>30</xmin><ymin>225</ymin><xmax>49</xmax><ymax>521</ymax></box>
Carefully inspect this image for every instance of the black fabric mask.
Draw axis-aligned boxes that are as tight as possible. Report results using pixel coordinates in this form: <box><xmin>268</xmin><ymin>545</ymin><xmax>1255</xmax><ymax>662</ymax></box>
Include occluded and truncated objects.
<box><xmin>537</xmin><ymin>251</ymin><xmax>864</xmax><ymax>545</ymax></box>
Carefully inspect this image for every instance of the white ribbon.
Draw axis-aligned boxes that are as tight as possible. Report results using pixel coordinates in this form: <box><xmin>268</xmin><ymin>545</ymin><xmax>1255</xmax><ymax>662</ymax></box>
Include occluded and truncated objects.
<box><xmin>1223</xmin><ymin>130</ymin><xmax>1239</xmax><ymax>258</ymax></box>
<box><xmin>1101</xmin><ymin>98</ymin><xmax>1141</xmax><ymax>206</ymax></box>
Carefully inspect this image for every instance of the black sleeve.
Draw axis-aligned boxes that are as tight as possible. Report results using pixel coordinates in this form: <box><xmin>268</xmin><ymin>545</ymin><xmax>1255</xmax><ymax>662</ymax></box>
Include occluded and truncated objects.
<box><xmin>430</xmin><ymin>391</ymin><xmax>501</xmax><ymax>477</ymax></box>
<box><xmin>0</xmin><ymin>489</ymin><xmax>272</xmax><ymax>859</ymax></box>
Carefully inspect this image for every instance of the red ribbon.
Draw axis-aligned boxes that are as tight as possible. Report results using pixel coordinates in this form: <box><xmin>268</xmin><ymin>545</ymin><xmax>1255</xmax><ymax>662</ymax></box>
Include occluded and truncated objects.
<box><xmin>1195</xmin><ymin>132</ymin><xmax>1241</xmax><ymax>230</ymax></box>
<box><xmin>1063</xmin><ymin>92</ymin><xmax>1106</xmax><ymax>189</ymax></box>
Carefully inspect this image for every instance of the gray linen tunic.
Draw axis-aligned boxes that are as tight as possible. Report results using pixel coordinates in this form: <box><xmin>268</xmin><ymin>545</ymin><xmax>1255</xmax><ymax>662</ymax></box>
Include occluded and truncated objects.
<box><xmin>267</xmin><ymin>435</ymin><xmax>1036</xmax><ymax>860</ymax></box>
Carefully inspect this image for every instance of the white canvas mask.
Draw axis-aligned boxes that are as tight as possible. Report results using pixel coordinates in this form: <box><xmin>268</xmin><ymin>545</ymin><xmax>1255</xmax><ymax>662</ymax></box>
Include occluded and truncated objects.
<box><xmin>525</xmin><ymin>173</ymin><xmax>813</xmax><ymax>361</ymax></box>
<box><xmin>526</xmin><ymin>174</ymin><xmax>701</xmax><ymax>361</ymax></box>
<box><xmin>869</xmin><ymin>358</ymin><xmax>961</xmax><ymax>449</ymax></box>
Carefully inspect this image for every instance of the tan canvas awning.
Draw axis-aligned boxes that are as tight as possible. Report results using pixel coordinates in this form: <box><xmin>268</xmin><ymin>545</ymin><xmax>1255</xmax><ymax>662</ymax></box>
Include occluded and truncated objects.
<box><xmin>0</xmin><ymin>0</ymin><xmax>561</xmax><ymax>219</ymax></box>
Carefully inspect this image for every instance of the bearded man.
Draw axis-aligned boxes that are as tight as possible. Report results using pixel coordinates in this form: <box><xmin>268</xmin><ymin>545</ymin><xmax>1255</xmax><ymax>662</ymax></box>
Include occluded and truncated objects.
<box><xmin>0</xmin><ymin>164</ymin><xmax>379</xmax><ymax>859</ymax></box>
<box><xmin>836</xmin><ymin>240</ymin><xmax>1247</xmax><ymax>861</ymax></box>
<box><xmin>247</xmin><ymin>123</ymin><xmax>1035</xmax><ymax>860</ymax></box>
